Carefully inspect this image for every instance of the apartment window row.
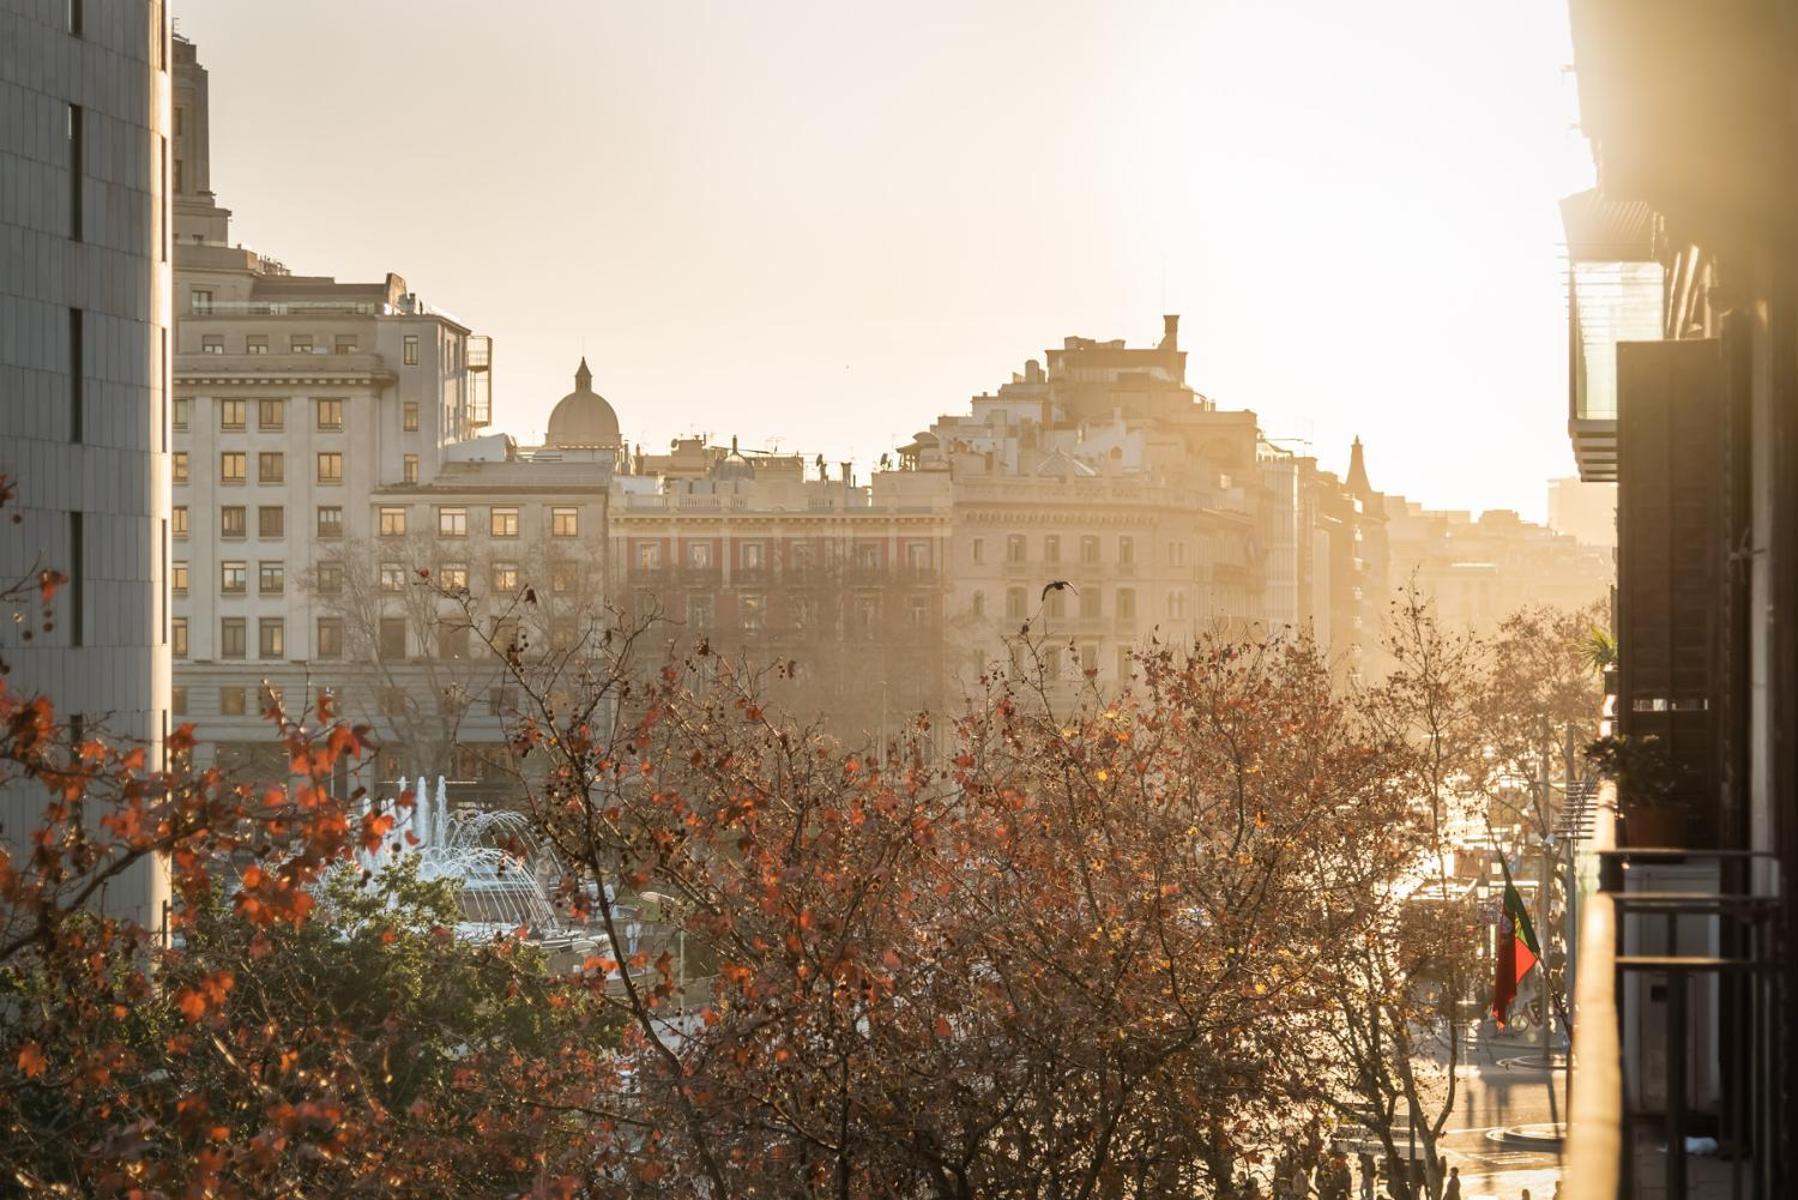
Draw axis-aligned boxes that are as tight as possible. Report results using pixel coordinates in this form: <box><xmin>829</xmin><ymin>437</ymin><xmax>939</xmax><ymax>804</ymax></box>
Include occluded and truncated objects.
<box><xmin>179</xmin><ymin>398</ymin><xmax>343</xmax><ymax>431</ymax></box>
<box><xmin>994</xmin><ymin>534</ymin><xmax>1138</xmax><ymax>566</ymax></box>
<box><xmin>186</xmin><ymin>326</ymin><xmax>360</xmax><ymax>356</ymax></box>
<box><xmin>1000</xmin><ymin>586</ymin><xmax>1139</xmax><ymax>622</ymax></box>
<box><xmin>373</xmin><ymin>505</ymin><xmax>576</xmax><ymax>539</ymax></box>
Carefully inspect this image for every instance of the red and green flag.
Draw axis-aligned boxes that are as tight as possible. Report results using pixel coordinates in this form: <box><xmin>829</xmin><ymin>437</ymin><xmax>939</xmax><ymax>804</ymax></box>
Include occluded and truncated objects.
<box><xmin>1492</xmin><ymin>857</ymin><xmax>1540</xmax><ymax>1028</ymax></box>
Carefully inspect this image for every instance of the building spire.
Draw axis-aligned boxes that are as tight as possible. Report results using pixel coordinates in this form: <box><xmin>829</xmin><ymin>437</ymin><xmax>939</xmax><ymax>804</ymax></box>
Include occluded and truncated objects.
<box><xmin>1346</xmin><ymin>435</ymin><xmax>1374</xmax><ymax>498</ymax></box>
<box><xmin>574</xmin><ymin>356</ymin><xmax>593</xmax><ymax>393</ymax></box>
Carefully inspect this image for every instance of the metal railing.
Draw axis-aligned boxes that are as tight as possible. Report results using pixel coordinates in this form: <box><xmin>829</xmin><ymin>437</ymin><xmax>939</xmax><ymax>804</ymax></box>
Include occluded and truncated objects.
<box><xmin>1565</xmin><ymin>792</ymin><xmax>1785</xmax><ymax>1200</ymax></box>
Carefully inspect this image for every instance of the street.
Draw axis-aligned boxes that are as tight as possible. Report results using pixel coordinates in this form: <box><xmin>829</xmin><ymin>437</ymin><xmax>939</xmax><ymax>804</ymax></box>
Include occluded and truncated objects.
<box><xmin>1438</xmin><ymin>1024</ymin><xmax>1565</xmax><ymax>1200</ymax></box>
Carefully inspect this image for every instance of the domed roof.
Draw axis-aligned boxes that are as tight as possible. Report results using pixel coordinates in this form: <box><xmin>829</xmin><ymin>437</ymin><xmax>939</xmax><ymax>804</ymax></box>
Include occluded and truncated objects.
<box><xmin>546</xmin><ymin>358</ymin><xmax>621</xmax><ymax>449</ymax></box>
<box><xmin>710</xmin><ymin>435</ymin><xmax>756</xmax><ymax>482</ymax></box>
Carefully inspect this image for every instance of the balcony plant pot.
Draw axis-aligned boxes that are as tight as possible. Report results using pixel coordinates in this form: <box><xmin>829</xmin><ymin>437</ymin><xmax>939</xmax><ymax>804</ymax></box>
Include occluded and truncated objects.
<box><xmin>1620</xmin><ymin>802</ymin><xmax>1687</xmax><ymax>850</ymax></box>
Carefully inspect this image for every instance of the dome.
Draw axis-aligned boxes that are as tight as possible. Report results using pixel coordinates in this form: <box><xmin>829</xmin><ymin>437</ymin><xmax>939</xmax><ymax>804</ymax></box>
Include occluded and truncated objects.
<box><xmin>710</xmin><ymin>435</ymin><xmax>756</xmax><ymax>482</ymax></box>
<box><xmin>546</xmin><ymin>358</ymin><xmax>621</xmax><ymax>449</ymax></box>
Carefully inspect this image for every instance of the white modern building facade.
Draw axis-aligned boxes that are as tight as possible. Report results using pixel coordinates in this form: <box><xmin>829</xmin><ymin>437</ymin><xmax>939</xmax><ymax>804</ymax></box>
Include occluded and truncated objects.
<box><xmin>0</xmin><ymin>0</ymin><xmax>174</xmax><ymax>926</ymax></box>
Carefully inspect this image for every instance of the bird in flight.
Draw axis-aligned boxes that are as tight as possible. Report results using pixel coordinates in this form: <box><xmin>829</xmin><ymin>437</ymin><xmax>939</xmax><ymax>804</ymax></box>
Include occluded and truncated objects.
<box><xmin>1040</xmin><ymin>580</ymin><xmax>1078</xmax><ymax>602</ymax></box>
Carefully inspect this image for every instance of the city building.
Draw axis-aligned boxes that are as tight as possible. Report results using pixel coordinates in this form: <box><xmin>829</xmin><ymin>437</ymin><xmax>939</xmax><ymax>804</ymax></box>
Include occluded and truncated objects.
<box><xmin>169</xmin><ymin>35</ymin><xmax>529</xmax><ymax>786</ymax></box>
<box><xmin>1547</xmin><ymin>475</ymin><xmax>1618</xmax><ymax>549</ymax></box>
<box><xmin>0</xmin><ymin>0</ymin><xmax>173</xmax><ymax>927</ymax></box>
<box><xmin>1383</xmin><ymin>499</ymin><xmax>1612</xmax><ymax>631</ymax></box>
<box><xmin>1560</xmin><ymin>7</ymin><xmax>1794</xmax><ymax>1195</ymax></box>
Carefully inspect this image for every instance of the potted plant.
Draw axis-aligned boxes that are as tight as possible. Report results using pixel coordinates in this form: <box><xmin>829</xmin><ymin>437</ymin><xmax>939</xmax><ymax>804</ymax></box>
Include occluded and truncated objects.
<box><xmin>1585</xmin><ymin>733</ymin><xmax>1688</xmax><ymax>848</ymax></box>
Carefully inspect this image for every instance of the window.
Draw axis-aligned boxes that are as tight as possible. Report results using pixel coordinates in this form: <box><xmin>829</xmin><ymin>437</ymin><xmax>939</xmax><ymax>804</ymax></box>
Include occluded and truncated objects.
<box><xmin>316</xmin><ymin>398</ymin><xmax>343</xmax><ymax>429</ymax></box>
<box><xmin>378</xmin><ymin>618</ymin><xmax>407</xmax><ymax>660</ymax></box>
<box><xmin>1080</xmin><ymin>536</ymin><xmax>1100</xmax><ymax>564</ymax></box>
<box><xmin>1006</xmin><ymin>535</ymin><xmax>1026</xmax><ymax>564</ymax></box>
<box><xmin>1081</xmin><ymin>644</ymin><xmax>1098</xmax><ymax>675</ymax></box>
<box><xmin>315</xmin><ymin>562</ymin><xmax>343</xmax><ymax>595</ymax></box>
<box><xmin>258</xmin><ymin>505</ymin><xmax>284</xmax><ymax>538</ymax></box>
<box><xmin>257</xmin><ymin>398</ymin><xmax>284</xmax><ymax>428</ymax></box>
<box><xmin>217</xmin><ymin>505</ymin><xmax>245</xmax><ymax>539</ymax></box>
<box><xmin>316</xmin><ymin>506</ymin><xmax>343</xmax><ymax>538</ymax></box>
<box><xmin>172</xmin><ymin>451</ymin><xmax>189</xmax><ymax>484</ymax></box>
<box><xmin>1169</xmin><ymin>590</ymin><xmax>1188</xmax><ymax>620</ymax></box>
<box><xmin>334</xmin><ymin>336</ymin><xmax>357</xmax><ymax>355</ymax></box>
<box><xmin>68</xmin><ymin>308</ymin><xmax>82</xmax><ymax>442</ymax></box>
<box><xmin>68</xmin><ymin>0</ymin><xmax>82</xmax><ymax>37</ymax></box>
<box><xmin>971</xmin><ymin>537</ymin><xmax>985</xmax><ymax>565</ymax></box>
<box><xmin>907</xmin><ymin>595</ymin><xmax>929</xmax><ymax>629</ymax></box>
<box><xmin>172</xmin><ymin>505</ymin><xmax>188</xmax><ymax>537</ymax></box>
<box><xmin>1044</xmin><ymin>645</ymin><xmax>1061</xmax><ymax>682</ymax></box>
<box><xmin>246</xmin><ymin>335</ymin><xmax>268</xmax><ymax>355</ymax></box>
<box><xmin>488</xmin><ymin>687</ymin><xmax>516</xmax><ymax>718</ymax></box>
<box><xmin>855</xmin><ymin>543</ymin><xmax>879</xmax><ymax>570</ymax></box>
<box><xmin>171</xmin><ymin>616</ymin><xmax>188</xmax><ymax>658</ymax></box>
<box><xmin>403</xmin><ymin>335</ymin><xmax>419</xmax><ymax>366</ymax></box>
<box><xmin>687</xmin><ymin>595</ymin><xmax>714</xmax><ymax>630</ymax></box>
<box><xmin>971</xmin><ymin>590</ymin><xmax>986</xmax><ymax>618</ymax></box>
<box><xmin>316</xmin><ymin>619</ymin><xmax>344</xmax><ymax>659</ymax></box>
<box><xmin>201</xmin><ymin>336</ymin><xmax>224</xmax><ymax>355</ymax></box>
<box><xmin>220</xmin><ymin>561</ymin><xmax>246</xmax><ymax>594</ymax></box>
<box><xmin>790</xmin><ymin>596</ymin><xmax>813</xmax><ymax>630</ymax></box>
<box><xmin>906</xmin><ymin>542</ymin><xmax>930</xmax><ymax>569</ymax></box>
<box><xmin>1080</xmin><ymin>589</ymin><xmax>1101</xmax><ymax>620</ymax></box>
<box><xmin>220</xmin><ymin>618</ymin><xmax>246</xmax><ymax>659</ymax></box>
<box><xmin>220</xmin><ymin>686</ymin><xmax>247</xmax><ymax>716</ymax></box>
<box><xmin>316</xmin><ymin>452</ymin><xmax>343</xmax><ymax>483</ymax></box>
<box><xmin>380</xmin><ymin>562</ymin><xmax>405</xmax><ymax>592</ymax></box>
<box><xmin>636</xmin><ymin>543</ymin><xmax>661</xmax><ymax>570</ymax></box>
<box><xmin>439</xmin><ymin>562</ymin><xmax>469</xmax><ymax>591</ymax></box>
<box><xmin>549</xmin><ymin>618</ymin><xmax>578</xmax><ymax>652</ymax></box>
<box><xmin>67</xmin><ymin>103</ymin><xmax>82</xmax><ymax>239</ymax></box>
<box><xmin>218</xmin><ymin>399</ymin><xmax>246</xmax><ymax>430</ymax></box>
<box><xmin>258</xmin><ymin>561</ymin><xmax>284</xmax><ymax>595</ymax></box>
<box><xmin>403</xmin><ymin>401</ymin><xmax>419</xmax><ymax>431</ymax></box>
<box><xmin>1044</xmin><ymin>535</ymin><xmax>1060</xmax><ymax>564</ymax></box>
<box><xmin>379</xmin><ymin>507</ymin><xmax>408</xmax><ymax>537</ymax></box>
<box><xmin>855</xmin><ymin>595</ymin><xmax>878</xmax><ymax>634</ymax></box>
<box><xmin>1169</xmin><ymin>540</ymin><xmax>1186</xmax><ymax>567</ymax></box>
<box><xmin>1119</xmin><ymin>536</ymin><xmax>1135</xmax><ymax>567</ymax></box>
<box><xmin>402</xmin><ymin>454</ymin><xmax>418</xmax><ymax>484</ymax></box>
<box><xmin>741</xmin><ymin>594</ymin><xmax>765</xmax><ymax>632</ymax></box>
<box><xmin>491</xmin><ymin>561</ymin><xmax>519</xmax><ymax>592</ymax></box>
<box><xmin>551</xmin><ymin>561</ymin><xmax>577</xmax><ymax>593</ymax></box>
<box><xmin>257</xmin><ymin>451</ymin><xmax>284</xmax><ymax>483</ymax></box>
<box><xmin>379</xmin><ymin>688</ymin><xmax>408</xmax><ymax>717</ymax></box>
<box><xmin>258</xmin><ymin>618</ymin><xmax>285</xmax><ymax>658</ymax></box>
<box><xmin>171</xmin><ymin>686</ymin><xmax>187</xmax><ymax>716</ymax></box>
<box><xmin>290</xmin><ymin>334</ymin><xmax>313</xmax><ymax>354</ymax></box>
<box><xmin>489</xmin><ymin>506</ymin><xmax>519</xmax><ymax>537</ymax></box>
<box><xmin>172</xmin><ymin>396</ymin><xmax>189</xmax><ymax>430</ymax></box>
<box><xmin>437</xmin><ymin>507</ymin><xmax>467</xmax><ymax>537</ymax></box>
<box><xmin>190</xmin><ymin>289</ymin><xmax>212</xmax><ymax>315</ymax></box>
<box><xmin>220</xmin><ymin>452</ymin><xmax>246</xmax><ymax>484</ymax></box>
<box><xmin>689</xmin><ymin>542</ymin><xmax>715</xmax><ymax>569</ymax></box>
<box><xmin>551</xmin><ymin>507</ymin><xmax>578</xmax><ymax>538</ymax></box>
<box><xmin>1117</xmin><ymin>588</ymin><xmax>1136</xmax><ymax>621</ymax></box>
<box><xmin>741</xmin><ymin>541</ymin><xmax>765</xmax><ymax>571</ymax></box>
<box><xmin>1045</xmin><ymin>588</ymin><xmax>1067</xmax><ymax>619</ymax></box>
<box><xmin>171</xmin><ymin>561</ymin><xmax>189</xmax><ymax>595</ymax></box>
<box><xmin>1006</xmin><ymin>587</ymin><xmax>1026</xmax><ymax>620</ymax></box>
<box><xmin>439</xmin><ymin>621</ymin><xmax>471</xmax><ymax>660</ymax></box>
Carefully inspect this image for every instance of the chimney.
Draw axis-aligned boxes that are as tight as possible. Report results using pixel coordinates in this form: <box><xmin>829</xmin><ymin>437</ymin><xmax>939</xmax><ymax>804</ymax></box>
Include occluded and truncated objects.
<box><xmin>1025</xmin><ymin>358</ymin><xmax>1044</xmax><ymax>384</ymax></box>
<box><xmin>1161</xmin><ymin>314</ymin><xmax>1180</xmax><ymax>351</ymax></box>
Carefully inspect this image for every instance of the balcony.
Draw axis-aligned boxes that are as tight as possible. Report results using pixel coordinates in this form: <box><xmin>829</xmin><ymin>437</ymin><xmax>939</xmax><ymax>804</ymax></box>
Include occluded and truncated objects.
<box><xmin>1563</xmin><ymin>789</ymin><xmax>1784</xmax><ymax>1200</ymax></box>
<box><xmin>1560</xmin><ymin>190</ymin><xmax>1663</xmax><ymax>483</ymax></box>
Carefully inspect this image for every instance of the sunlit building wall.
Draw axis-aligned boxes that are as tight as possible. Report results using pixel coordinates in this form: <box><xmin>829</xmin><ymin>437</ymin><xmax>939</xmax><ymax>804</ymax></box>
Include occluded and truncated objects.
<box><xmin>0</xmin><ymin>0</ymin><xmax>173</xmax><ymax>927</ymax></box>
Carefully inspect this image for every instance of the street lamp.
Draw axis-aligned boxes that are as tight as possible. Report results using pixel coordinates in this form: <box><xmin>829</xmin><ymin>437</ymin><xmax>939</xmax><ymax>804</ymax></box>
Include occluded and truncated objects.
<box><xmin>637</xmin><ymin>891</ymin><xmax>687</xmax><ymax>1015</ymax></box>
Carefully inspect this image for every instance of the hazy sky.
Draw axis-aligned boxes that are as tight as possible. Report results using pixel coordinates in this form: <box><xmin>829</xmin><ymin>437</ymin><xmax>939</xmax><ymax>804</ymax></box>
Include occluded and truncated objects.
<box><xmin>173</xmin><ymin>0</ymin><xmax>1591</xmax><ymax>519</ymax></box>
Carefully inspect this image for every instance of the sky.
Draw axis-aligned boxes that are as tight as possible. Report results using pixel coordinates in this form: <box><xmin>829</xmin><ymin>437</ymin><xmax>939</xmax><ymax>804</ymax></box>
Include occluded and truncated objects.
<box><xmin>172</xmin><ymin>0</ymin><xmax>1593</xmax><ymax>520</ymax></box>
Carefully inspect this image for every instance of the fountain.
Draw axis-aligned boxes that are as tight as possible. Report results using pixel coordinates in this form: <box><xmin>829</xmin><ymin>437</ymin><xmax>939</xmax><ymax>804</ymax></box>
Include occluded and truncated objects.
<box><xmin>359</xmin><ymin>778</ymin><xmax>562</xmax><ymax>940</ymax></box>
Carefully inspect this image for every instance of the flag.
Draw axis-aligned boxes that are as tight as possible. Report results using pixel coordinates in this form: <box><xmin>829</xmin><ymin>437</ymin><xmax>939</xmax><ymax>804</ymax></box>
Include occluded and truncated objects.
<box><xmin>1492</xmin><ymin>857</ymin><xmax>1540</xmax><ymax>1028</ymax></box>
